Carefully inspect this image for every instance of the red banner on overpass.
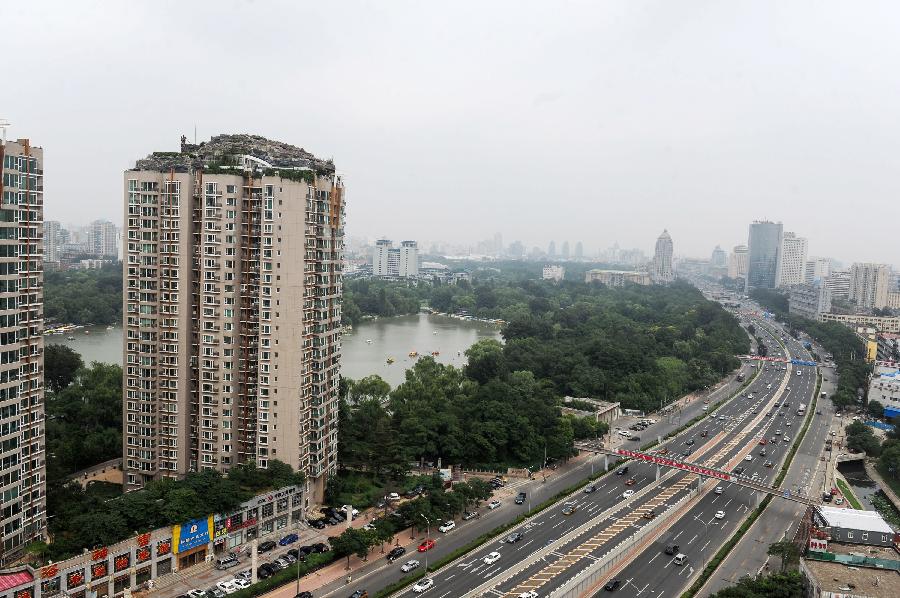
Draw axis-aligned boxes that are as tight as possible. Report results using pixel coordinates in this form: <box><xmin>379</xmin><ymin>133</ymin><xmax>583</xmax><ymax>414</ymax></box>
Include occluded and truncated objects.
<box><xmin>616</xmin><ymin>449</ymin><xmax>731</xmax><ymax>481</ymax></box>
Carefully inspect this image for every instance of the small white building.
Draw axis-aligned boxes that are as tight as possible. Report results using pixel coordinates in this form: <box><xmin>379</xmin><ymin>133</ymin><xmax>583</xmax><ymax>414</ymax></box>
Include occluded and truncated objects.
<box><xmin>542</xmin><ymin>265</ymin><xmax>565</xmax><ymax>282</ymax></box>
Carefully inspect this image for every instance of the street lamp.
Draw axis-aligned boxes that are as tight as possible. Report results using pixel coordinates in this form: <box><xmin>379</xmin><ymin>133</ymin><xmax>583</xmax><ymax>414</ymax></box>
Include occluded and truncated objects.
<box><xmin>419</xmin><ymin>514</ymin><xmax>431</xmax><ymax>571</ymax></box>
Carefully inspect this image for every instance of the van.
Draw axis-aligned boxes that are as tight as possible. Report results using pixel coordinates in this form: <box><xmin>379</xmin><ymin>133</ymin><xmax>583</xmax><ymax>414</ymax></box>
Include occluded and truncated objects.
<box><xmin>215</xmin><ymin>556</ymin><xmax>239</xmax><ymax>570</ymax></box>
<box><xmin>673</xmin><ymin>553</ymin><xmax>688</xmax><ymax>565</ymax></box>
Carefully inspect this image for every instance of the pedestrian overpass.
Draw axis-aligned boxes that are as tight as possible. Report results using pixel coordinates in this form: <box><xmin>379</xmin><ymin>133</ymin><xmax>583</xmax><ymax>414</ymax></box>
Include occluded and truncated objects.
<box><xmin>575</xmin><ymin>443</ymin><xmax>817</xmax><ymax>506</ymax></box>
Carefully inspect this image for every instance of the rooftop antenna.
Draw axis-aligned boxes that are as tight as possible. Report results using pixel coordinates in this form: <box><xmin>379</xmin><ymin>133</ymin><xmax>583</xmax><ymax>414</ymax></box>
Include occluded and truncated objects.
<box><xmin>0</xmin><ymin>119</ymin><xmax>9</xmax><ymax>145</ymax></box>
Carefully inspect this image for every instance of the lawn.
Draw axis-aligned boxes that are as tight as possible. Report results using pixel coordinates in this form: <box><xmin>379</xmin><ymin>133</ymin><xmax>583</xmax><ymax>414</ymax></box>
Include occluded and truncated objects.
<box><xmin>834</xmin><ymin>478</ymin><xmax>862</xmax><ymax>509</ymax></box>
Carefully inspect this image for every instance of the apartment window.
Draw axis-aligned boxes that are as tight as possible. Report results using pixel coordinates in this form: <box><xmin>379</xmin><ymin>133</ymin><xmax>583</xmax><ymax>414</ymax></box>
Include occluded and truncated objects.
<box><xmin>847</xmin><ymin>531</ymin><xmax>853</xmax><ymax>539</ymax></box>
<box><xmin>862</xmin><ymin>533</ymin><xmax>868</xmax><ymax>541</ymax></box>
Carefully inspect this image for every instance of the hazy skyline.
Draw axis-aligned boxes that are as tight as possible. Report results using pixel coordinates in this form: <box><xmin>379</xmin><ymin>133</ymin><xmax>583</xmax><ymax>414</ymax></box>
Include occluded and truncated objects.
<box><xmin>5</xmin><ymin>0</ymin><xmax>900</xmax><ymax>265</ymax></box>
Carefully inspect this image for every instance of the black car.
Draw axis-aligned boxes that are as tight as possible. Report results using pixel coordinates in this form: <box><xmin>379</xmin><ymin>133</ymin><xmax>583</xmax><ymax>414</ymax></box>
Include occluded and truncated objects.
<box><xmin>664</xmin><ymin>544</ymin><xmax>680</xmax><ymax>555</ymax></box>
<box><xmin>604</xmin><ymin>579</ymin><xmax>621</xmax><ymax>591</ymax></box>
<box><xmin>327</xmin><ymin>516</ymin><xmax>342</xmax><ymax>525</ymax></box>
<box><xmin>297</xmin><ymin>545</ymin><xmax>315</xmax><ymax>558</ymax></box>
<box><xmin>515</xmin><ymin>492</ymin><xmax>527</xmax><ymax>504</ymax></box>
<box><xmin>295</xmin><ymin>593</ymin><xmax>313</xmax><ymax>598</ymax></box>
<box><xmin>307</xmin><ymin>519</ymin><xmax>327</xmax><ymax>529</ymax></box>
<box><xmin>733</xmin><ymin>466</ymin><xmax>745</xmax><ymax>475</ymax></box>
<box><xmin>505</xmin><ymin>532</ymin><xmax>524</xmax><ymax>543</ymax></box>
<box><xmin>349</xmin><ymin>591</ymin><xmax>368</xmax><ymax>598</ymax></box>
<box><xmin>312</xmin><ymin>542</ymin><xmax>329</xmax><ymax>553</ymax></box>
<box><xmin>258</xmin><ymin>541</ymin><xmax>277</xmax><ymax>553</ymax></box>
<box><xmin>616</xmin><ymin>467</ymin><xmax>629</xmax><ymax>475</ymax></box>
<box><xmin>257</xmin><ymin>564</ymin><xmax>276</xmax><ymax>579</ymax></box>
<box><xmin>387</xmin><ymin>546</ymin><xmax>406</xmax><ymax>562</ymax></box>
<box><xmin>685</xmin><ymin>439</ymin><xmax>695</xmax><ymax>446</ymax></box>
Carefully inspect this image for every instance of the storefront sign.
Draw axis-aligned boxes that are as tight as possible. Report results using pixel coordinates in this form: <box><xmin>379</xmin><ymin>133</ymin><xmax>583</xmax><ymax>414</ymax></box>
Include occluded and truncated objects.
<box><xmin>227</xmin><ymin>517</ymin><xmax>257</xmax><ymax>531</ymax></box>
<box><xmin>616</xmin><ymin>448</ymin><xmax>731</xmax><ymax>481</ymax></box>
<box><xmin>173</xmin><ymin>516</ymin><xmax>213</xmax><ymax>554</ymax></box>
<box><xmin>254</xmin><ymin>485</ymin><xmax>299</xmax><ymax>506</ymax></box>
<box><xmin>809</xmin><ymin>538</ymin><xmax>828</xmax><ymax>551</ymax></box>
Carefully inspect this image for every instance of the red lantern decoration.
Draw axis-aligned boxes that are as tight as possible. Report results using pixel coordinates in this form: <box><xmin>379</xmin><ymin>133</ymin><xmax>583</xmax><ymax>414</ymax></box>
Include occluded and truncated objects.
<box><xmin>114</xmin><ymin>555</ymin><xmax>130</xmax><ymax>572</ymax></box>
<box><xmin>91</xmin><ymin>562</ymin><xmax>108</xmax><ymax>579</ymax></box>
<box><xmin>137</xmin><ymin>533</ymin><xmax>151</xmax><ymax>547</ymax></box>
<box><xmin>91</xmin><ymin>547</ymin><xmax>108</xmax><ymax>561</ymax></box>
<box><xmin>157</xmin><ymin>539</ymin><xmax>171</xmax><ymax>556</ymax></box>
<box><xmin>136</xmin><ymin>547</ymin><xmax>151</xmax><ymax>563</ymax></box>
<box><xmin>67</xmin><ymin>570</ymin><xmax>85</xmax><ymax>588</ymax></box>
<box><xmin>40</xmin><ymin>564</ymin><xmax>59</xmax><ymax>579</ymax></box>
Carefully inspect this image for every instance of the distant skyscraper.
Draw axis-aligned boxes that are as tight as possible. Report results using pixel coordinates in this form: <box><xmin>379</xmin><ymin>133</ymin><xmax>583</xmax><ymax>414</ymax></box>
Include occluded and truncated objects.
<box><xmin>849</xmin><ymin>263</ymin><xmax>891</xmax><ymax>309</ymax></box>
<box><xmin>44</xmin><ymin>219</ymin><xmax>63</xmax><ymax>263</ymax></box>
<box><xmin>372</xmin><ymin>239</ymin><xmax>418</xmax><ymax>278</ymax></box>
<box><xmin>728</xmin><ymin>245</ymin><xmax>749</xmax><ymax>279</ymax></box>
<box><xmin>651</xmin><ymin>230</ymin><xmax>674</xmax><ymax>284</ymax></box>
<box><xmin>548</xmin><ymin>241</ymin><xmax>556</xmax><ymax>258</ymax></box>
<box><xmin>574</xmin><ymin>241</ymin><xmax>583</xmax><ymax>259</ymax></box>
<box><xmin>88</xmin><ymin>219</ymin><xmax>119</xmax><ymax>259</ymax></box>
<box><xmin>776</xmin><ymin>232</ymin><xmax>808</xmax><ymax>288</ymax></box>
<box><xmin>493</xmin><ymin>232</ymin><xmax>503</xmax><ymax>256</ymax></box>
<box><xmin>561</xmin><ymin>241</ymin><xmax>570</xmax><ymax>259</ymax></box>
<box><xmin>746</xmin><ymin>221</ymin><xmax>783</xmax><ymax>290</ymax></box>
<box><xmin>0</xmin><ymin>135</ymin><xmax>47</xmax><ymax>561</ymax></box>
<box><xmin>805</xmin><ymin>257</ymin><xmax>832</xmax><ymax>284</ymax></box>
<box><xmin>508</xmin><ymin>240</ymin><xmax>524</xmax><ymax>258</ymax></box>
<box><xmin>711</xmin><ymin>245</ymin><xmax>726</xmax><ymax>268</ymax></box>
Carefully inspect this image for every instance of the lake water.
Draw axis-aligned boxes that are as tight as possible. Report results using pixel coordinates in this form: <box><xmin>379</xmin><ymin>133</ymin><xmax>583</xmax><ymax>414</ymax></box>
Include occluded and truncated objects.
<box><xmin>46</xmin><ymin>313</ymin><xmax>502</xmax><ymax>389</ymax></box>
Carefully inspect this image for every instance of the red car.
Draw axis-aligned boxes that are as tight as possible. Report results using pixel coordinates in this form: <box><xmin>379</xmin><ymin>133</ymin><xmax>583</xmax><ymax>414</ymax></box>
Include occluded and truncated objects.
<box><xmin>759</xmin><ymin>438</ymin><xmax>767</xmax><ymax>445</ymax></box>
<box><xmin>418</xmin><ymin>539</ymin><xmax>435</xmax><ymax>552</ymax></box>
<box><xmin>625</xmin><ymin>478</ymin><xmax>637</xmax><ymax>486</ymax></box>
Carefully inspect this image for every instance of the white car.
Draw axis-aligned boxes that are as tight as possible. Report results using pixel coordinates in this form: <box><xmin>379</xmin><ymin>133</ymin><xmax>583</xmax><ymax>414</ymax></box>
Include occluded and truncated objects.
<box><xmin>438</xmin><ymin>521</ymin><xmax>455</xmax><ymax>533</ymax></box>
<box><xmin>400</xmin><ymin>559</ymin><xmax>420</xmax><ymax>572</ymax></box>
<box><xmin>232</xmin><ymin>579</ymin><xmax>251</xmax><ymax>590</ymax></box>
<box><xmin>483</xmin><ymin>551</ymin><xmax>501</xmax><ymax>565</ymax></box>
<box><xmin>618</xmin><ymin>430</ymin><xmax>631</xmax><ymax>437</ymax></box>
<box><xmin>702</xmin><ymin>406</ymin><xmax>708</xmax><ymax>412</ymax></box>
<box><xmin>623</xmin><ymin>490</ymin><xmax>635</xmax><ymax>498</ymax></box>
<box><xmin>745</xmin><ymin>455</ymin><xmax>752</xmax><ymax>461</ymax></box>
<box><xmin>388</xmin><ymin>492</ymin><xmax>401</xmax><ymax>501</ymax></box>
<box><xmin>518</xmin><ymin>592</ymin><xmax>539</xmax><ymax>598</ymax></box>
<box><xmin>488</xmin><ymin>500</ymin><xmax>501</xmax><ymax>510</ymax></box>
<box><xmin>341</xmin><ymin>505</ymin><xmax>360</xmax><ymax>517</ymax></box>
<box><xmin>786</xmin><ymin>421</ymin><xmax>792</xmax><ymax>427</ymax></box>
<box><xmin>216</xmin><ymin>581</ymin><xmax>239</xmax><ymax>595</ymax></box>
<box><xmin>413</xmin><ymin>578</ymin><xmax>434</xmax><ymax>593</ymax></box>
<box><xmin>714</xmin><ymin>486</ymin><xmax>723</xmax><ymax>495</ymax></box>
<box><xmin>715</xmin><ymin>510</ymin><xmax>725</xmax><ymax>519</ymax></box>
<box><xmin>187</xmin><ymin>591</ymin><xmax>206</xmax><ymax>598</ymax></box>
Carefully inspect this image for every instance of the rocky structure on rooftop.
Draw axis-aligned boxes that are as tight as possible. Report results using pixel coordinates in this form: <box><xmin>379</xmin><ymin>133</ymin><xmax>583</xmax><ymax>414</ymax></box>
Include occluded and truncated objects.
<box><xmin>133</xmin><ymin>133</ymin><xmax>335</xmax><ymax>174</ymax></box>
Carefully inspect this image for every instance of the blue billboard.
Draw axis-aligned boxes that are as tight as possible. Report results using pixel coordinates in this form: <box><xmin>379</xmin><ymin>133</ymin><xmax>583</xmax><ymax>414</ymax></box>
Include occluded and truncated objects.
<box><xmin>173</xmin><ymin>516</ymin><xmax>212</xmax><ymax>554</ymax></box>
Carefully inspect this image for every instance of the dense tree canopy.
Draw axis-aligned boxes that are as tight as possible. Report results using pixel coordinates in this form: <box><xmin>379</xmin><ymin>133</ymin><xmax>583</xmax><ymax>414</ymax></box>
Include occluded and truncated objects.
<box><xmin>44</xmin><ymin>265</ymin><xmax>123</xmax><ymax>325</ymax></box>
<box><xmin>44</xmin><ymin>344</ymin><xmax>84</xmax><ymax>392</ymax></box>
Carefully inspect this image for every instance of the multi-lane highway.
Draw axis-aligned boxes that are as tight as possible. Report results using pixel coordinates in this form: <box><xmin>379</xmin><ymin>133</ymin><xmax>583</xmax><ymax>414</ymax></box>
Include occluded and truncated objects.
<box><xmin>369</xmin><ymin>315</ymin><xmax>818</xmax><ymax>597</ymax></box>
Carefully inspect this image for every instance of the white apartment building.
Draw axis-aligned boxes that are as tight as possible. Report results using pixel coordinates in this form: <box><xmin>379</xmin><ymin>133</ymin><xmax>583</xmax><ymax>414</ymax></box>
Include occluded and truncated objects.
<box><xmin>371</xmin><ymin>239</ymin><xmax>418</xmax><ymax>278</ymax></box>
<box><xmin>805</xmin><ymin>257</ymin><xmax>832</xmax><ymax>284</ymax></box>
<box><xmin>651</xmin><ymin>230</ymin><xmax>673</xmax><ymax>284</ymax></box>
<box><xmin>825</xmin><ymin>270</ymin><xmax>851</xmax><ymax>300</ymax></box>
<box><xmin>789</xmin><ymin>283</ymin><xmax>832</xmax><ymax>320</ymax></box>
<box><xmin>542</xmin><ymin>265</ymin><xmax>565</xmax><ymax>282</ymax></box>
<box><xmin>849</xmin><ymin>262</ymin><xmax>891</xmax><ymax>309</ymax></box>
<box><xmin>122</xmin><ymin>134</ymin><xmax>344</xmax><ymax>503</ymax></box>
<box><xmin>728</xmin><ymin>244</ymin><xmax>748</xmax><ymax>279</ymax></box>
<box><xmin>776</xmin><ymin>231</ymin><xmax>807</xmax><ymax>288</ymax></box>
<box><xmin>0</xmin><ymin>136</ymin><xmax>47</xmax><ymax>561</ymax></box>
<box><xmin>88</xmin><ymin>219</ymin><xmax>120</xmax><ymax>259</ymax></box>
<box><xmin>869</xmin><ymin>363</ymin><xmax>900</xmax><ymax>420</ymax></box>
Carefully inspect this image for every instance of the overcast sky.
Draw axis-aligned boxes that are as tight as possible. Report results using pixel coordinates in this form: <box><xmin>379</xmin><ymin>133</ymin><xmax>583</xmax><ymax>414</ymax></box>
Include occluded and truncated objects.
<box><xmin>5</xmin><ymin>0</ymin><xmax>899</xmax><ymax>264</ymax></box>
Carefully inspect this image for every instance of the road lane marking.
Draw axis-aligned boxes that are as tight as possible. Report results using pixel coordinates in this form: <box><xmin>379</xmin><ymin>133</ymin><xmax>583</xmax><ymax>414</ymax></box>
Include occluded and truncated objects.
<box><xmin>648</xmin><ymin>553</ymin><xmax>659</xmax><ymax>564</ymax></box>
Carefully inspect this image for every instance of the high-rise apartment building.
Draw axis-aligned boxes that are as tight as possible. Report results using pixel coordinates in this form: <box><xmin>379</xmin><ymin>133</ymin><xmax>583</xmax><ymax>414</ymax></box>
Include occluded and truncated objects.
<box><xmin>651</xmin><ymin>230</ymin><xmax>674</xmax><ymax>284</ymax></box>
<box><xmin>825</xmin><ymin>270</ymin><xmax>851</xmax><ymax>300</ymax></box>
<box><xmin>710</xmin><ymin>245</ymin><xmax>726</xmax><ymax>268</ymax></box>
<box><xmin>728</xmin><ymin>245</ymin><xmax>748</xmax><ymax>279</ymax></box>
<box><xmin>122</xmin><ymin>134</ymin><xmax>344</xmax><ymax>502</ymax></box>
<box><xmin>371</xmin><ymin>239</ymin><xmax>418</xmax><ymax>278</ymax></box>
<box><xmin>805</xmin><ymin>257</ymin><xmax>832</xmax><ymax>284</ymax></box>
<box><xmin>88</xmin><ymin>219</ymin><xmax>120</xmax><ymax>259</ymax></box>
<box><xmin>849</xmin><ymin>262</ymin><xmax>890</xmax><ymax>310</ymax></box>
<box><xmin>574</xmin><ymin>241</ymin><xmax>583</xmax><ymax>259</ymax></box>
<box><xmin>0</xmin><ymin>135</ymin><xmax>47</xmax><ymax>561</ymax></box>
<box><xmin>43</xmin><ymin>220</ymin><xmax>63</xmax><ymax>264</ymax></box>
<box><xmin>746</xmin><ymin>221</ymin><xmax>783</xmax><ymax>290</ymax></box>
<box><xmin>776</xmin><ymin>231</ymin><xmax>808</xmax><ymax>288</ymax></box>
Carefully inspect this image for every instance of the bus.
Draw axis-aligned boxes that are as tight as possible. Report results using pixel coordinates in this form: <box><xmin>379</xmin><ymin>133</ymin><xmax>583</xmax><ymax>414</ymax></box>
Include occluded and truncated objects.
<box><xmin>797</xmin><ymin>404</ymin><xmax>806</xmax><ymax>416</ymax></box>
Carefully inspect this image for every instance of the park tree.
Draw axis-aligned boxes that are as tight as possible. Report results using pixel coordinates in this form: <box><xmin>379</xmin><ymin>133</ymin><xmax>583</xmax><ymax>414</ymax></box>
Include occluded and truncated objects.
<box><xmin>44</xmin><ymin>345</ymin><xmax>83</xmax><ymax>392</ymax></box>
<box><xmin>767</xmin><ymin>540</ymin><xmax>800</xmax><ymax>572</ymax></box>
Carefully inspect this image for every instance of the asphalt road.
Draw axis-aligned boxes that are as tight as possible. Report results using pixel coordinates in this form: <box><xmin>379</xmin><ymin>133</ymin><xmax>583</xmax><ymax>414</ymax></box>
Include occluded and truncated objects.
<box><xmin>699</xmin><ymin>339</ymin><xmax>838</xmax><ymax>595</ymax></box>
<box><xmin>366</xmin><ymin>321</ymin><xmax>793</xmax><ymax>598</ymax></box>
<box><xmin>313</xmin><ymin>352</ymin><xmax>755</xmax><ymax>598</ymax></box>
<box><xmin>587</xmin><ymin>318</ymin><xmax>817</xmax><ymax>598</ymax></box>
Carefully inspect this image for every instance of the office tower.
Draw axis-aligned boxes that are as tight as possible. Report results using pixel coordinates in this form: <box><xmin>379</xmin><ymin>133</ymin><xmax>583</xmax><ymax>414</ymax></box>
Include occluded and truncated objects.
<box><xmin>651</xmin><ymin>230</ymin><xmax>674</xmax><ymax>284</ymax></box>
<box><xmin>371</xmin><ymin>240</ymin><xmax>417</xmax><ymax>278</ymax></box>
<box><xmin>710</xmin><ymin>245</ymin><xmax>727</xmax><ymax>268</ymax></box>
<box><xmin>849</xmin><ymin>263</ymin><xmax>891</xmax><ymax>310</ymax></box>
<box><xmin>776</xmin><ymin>231</ymin><xmax>808</xmax><ymax>288</ymax></box>
<box><xmin>493</xmin><ymin>232</ymin><xmax>503</xmax><ymax>256</ymax></box>
<box><xmin>825</xmin><ymin>270</ymin><xmax>851</xmax><ymax>300</ymax></box>
<box><xmin>728</xmin><ymin>245</ymin><xmax>748</xmax><ymax>279</ymax></box>
<box><xmin>574</xmin><ymin>241</ymin><xmax>583</xmax><ymax>259</ymax></box>
<box><xmin>746</xmin><ymin>221</ymin><xmax>783</xmax><ymax>290</ymax></box>
<box><xmin>561</xmin><ymin>241</ymin><xmax>570</xmax><ymax>259</ymax></box>
<box><xmin>43</xmin><ymin>220</ymin><xmax>63</xmax><ymax>263</ymax></box>
<box><xmin>122</xmin><ymin>134</ymin><xmax>345</xmax><ymax>502</ymax></box>
<box><xmin>548</xmin><ymin>241</ymin><xmax>556</xmax><ymax>258</ymax></box>
<box><xmin>88</xmin><ymin>219</ymin><xmax>120</xmax><ymax>259</ymax></box>
<box><xmin>805</xmin><ymin>257</ymin><xmax>832</xmax><ymax>284</ymax></box>
<box><xmin>0</xmin><ymin>135</ymin><xmax>46</xmax><ymax>561</ymax></box>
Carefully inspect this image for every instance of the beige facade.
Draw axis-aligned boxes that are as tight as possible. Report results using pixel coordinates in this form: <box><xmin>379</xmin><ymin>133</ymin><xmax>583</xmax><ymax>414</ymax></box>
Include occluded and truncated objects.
<box><xmin>820</xmin><ymin>312</ymin><xmax>900</xmax><ymax>333</ymax></box>
<box><xmin>123</xmin><ymin>135</ymin><xmax>344</xmax><ymax>502</ymax></box>
<box><xmin>849</xmin><ymin>262</ymin><xmax>890</xmax><ymax>309</ymax></box>
<box><xmin>0</xmin><ymin>138</ymin><xmax>46</xmax><ymax>561</ymax></box>
<box><xmin>585</xmin><ymin>269</ymin><xmax>651</xmax><ymax>287</ymax></box>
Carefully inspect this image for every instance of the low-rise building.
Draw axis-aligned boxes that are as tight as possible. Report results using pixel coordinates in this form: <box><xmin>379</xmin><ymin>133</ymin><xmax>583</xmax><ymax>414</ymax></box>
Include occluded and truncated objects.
<box><xmin>585</xmin><ymin>269</ymin><xmax>650</xmax><ymax>287</ymax></box>
<box><xmin>811</xmin><ymin>506</ymin><xmax>898</xmax><ymax>547</ymax></box>
<box><xmin>869</xmin><ymin>362</ymin><xmax>900</xmax><ymax>419</ymax></box>
<box><xmin>820</xmin><ymin>313</ymin><xmax>900</xmax><ymax>334</ymax></box>
<box><xmin>789</xmin><ymin>283</ymin><xmax>832</xmax><ymax>320</ymax></box>
<box><xmin>0</xmin><ymin>485</ymin><xmax>306</xmax><ymax>598</ymax></box>
<box><xmin>562</xmin><ymin>397</ymin><xmax>621</xmax><ymax>425</ymax></box>
<box><xmin>801</xmin><ymin>541</ymin><xmax>900</xmax><ymax>598</ymax></box>
<box><xmin>542</xmin><ymin>265</ymin><xmax>565</xmax><ymax>282</ymax></box>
